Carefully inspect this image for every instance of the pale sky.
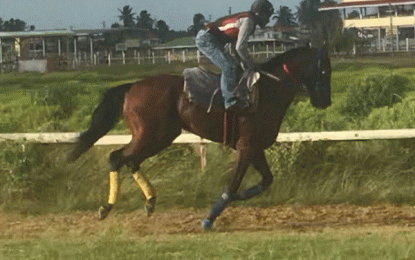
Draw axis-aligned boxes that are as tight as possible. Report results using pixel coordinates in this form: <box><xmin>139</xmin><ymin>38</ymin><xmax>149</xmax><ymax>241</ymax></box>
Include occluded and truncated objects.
<box><xmin>1</xmin><ymin>0</ymin><xmax>303</xmax><ymax>31</ymax></box>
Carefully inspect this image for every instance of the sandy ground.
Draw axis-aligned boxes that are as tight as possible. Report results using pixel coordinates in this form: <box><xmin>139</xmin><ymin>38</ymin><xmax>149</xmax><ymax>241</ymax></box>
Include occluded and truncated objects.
<box><xmin>2</xmin><ymin>204</ymin><xmax>415</xmax><ymax>239</ymax></box>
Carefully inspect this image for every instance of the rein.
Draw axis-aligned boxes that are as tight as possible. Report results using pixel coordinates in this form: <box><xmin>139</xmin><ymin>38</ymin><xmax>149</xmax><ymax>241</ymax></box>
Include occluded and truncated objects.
<box><xmin>283</xmin><ymin>64</ymin><xmax>307</xmax><ymax>92</ymax></box>
<box><xmin>259</xmin><ymin>70</ymin><xmax>281</xmax><ymax>82</ymax></box>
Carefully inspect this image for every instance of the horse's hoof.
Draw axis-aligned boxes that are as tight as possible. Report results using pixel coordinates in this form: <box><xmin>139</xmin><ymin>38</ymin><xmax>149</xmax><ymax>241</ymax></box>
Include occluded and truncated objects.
<box><xmin>202</xmin><ymin>219</ymin><xmax>213</xmax><ymax>231</ymax></box>
<box><xmin>98</xmin><ymin>205</ymin><xmax>112</xmax><ymax>220</ymax></box>
<box><xmin>144</xmin><ymin>197</ymin><xmax>156</xmax><ymax>217</ymax></box>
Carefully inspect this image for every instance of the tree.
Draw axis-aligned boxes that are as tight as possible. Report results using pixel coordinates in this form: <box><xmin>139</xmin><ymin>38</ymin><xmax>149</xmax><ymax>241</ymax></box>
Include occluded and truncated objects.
<box><xmin>188</xmin><ymin>13</ymin><xmax>206</xmax><ymax>35</ymax></box>
<box><xmin>274</xmin><ymin>6</ymin><xmax>297</xmax><ymax>28</ymax></box>
<box><xmin>156</xmin><ymin>20</ymin><xmax>170</xmax><ymax>42</ymax></box>
<box><xmin>111</xmin><ymin>22</ymin><xmax>121</xmax><ymax>28</ymax></box>
<box><xmin>320</xmin><ymin>1</ymin><xmax>343</xmax><ymax>42</ymax></box>
<box><xmin>296</xmin><ymin>0</ymin><xmax>342</xmax><ymax>45</ymax></box>
<box><xmin>1</xmin><ymin>18</ymin><xmax>27</xmax><ymax>31</ymax></box>
<box><xmin>117</xmin><ymin>5</ymin><xmax>136</xmax><ymax>28</ymax></box>
<box><xmin>296</xmin><ymin>0</ymin><xmax>321</xmax><ymax>31</ymax></box>
<box><xmin>136</xmin><ymin>10</ymin><xmax>154</xmax><ymax>30</ymax></box>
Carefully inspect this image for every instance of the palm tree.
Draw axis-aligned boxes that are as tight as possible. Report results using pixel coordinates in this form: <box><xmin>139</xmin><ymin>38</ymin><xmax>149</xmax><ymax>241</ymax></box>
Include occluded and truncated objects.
<box><xmin>188</xmin><ymin>13</ymin><xmax>206</xmax><ymax>35</ymax></box>
<box><xmin>118</xmin><ymin>5</ymin><xmax>136</xmax><ymax>28</ymax></box>
<box><xmin>156</xmin><ymin>20</ymin><xmax>170</xmax><ymax>42</ymax></box>
<box><xmin>296</xmin><ymin>0</ymin><xmax>321</xmax><ymax>31</ymax></box>
<box><xmin>274</xmin><ymin>6</ymin><xmax>297</xmax><ymax>28</ymax></box>
<box><xmin>136</xmin><ymin>10</ymin><xmax>154</xmax><ymax>30</ymax></box>
<box><xmin>297</xmin><ymin>0</ymin><xmax>342</xmax><ymax>43</ymax></box>
<box><xmin>320</xmin><ymin>0</ymin><xmax>343</xmax><ymax>41</ymax></box>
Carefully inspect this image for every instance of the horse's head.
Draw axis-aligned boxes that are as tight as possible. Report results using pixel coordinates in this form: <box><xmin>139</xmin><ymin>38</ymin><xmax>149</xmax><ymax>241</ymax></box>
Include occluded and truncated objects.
<box><xmin>303</xmin><ymin>44</ymin><xmax>332</xmax><ymax>109</ymax></box>
<box><xmin>261</xmin><ymin>44</ymin><xmax>332</xmax><ymax>109</ymax></box>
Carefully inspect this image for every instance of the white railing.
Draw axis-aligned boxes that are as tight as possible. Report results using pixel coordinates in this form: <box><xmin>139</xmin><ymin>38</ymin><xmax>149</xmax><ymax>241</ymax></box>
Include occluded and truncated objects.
<box><xmin>1</xmin><ymin>129</ymin><xmax>415</xmax><ymax>145</ymax></box>
<box><xmin>2</xmin><ymin>129</ymin><xmax>414</xmax><ymax>169</ymax></box>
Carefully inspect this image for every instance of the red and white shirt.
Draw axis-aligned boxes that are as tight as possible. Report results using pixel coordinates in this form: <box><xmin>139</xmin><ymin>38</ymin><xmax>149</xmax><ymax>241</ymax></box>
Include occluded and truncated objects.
<box><xmin>206</xmin><ymin>12</ymin><xmax>258</xmax><ymax>69</ymax></box>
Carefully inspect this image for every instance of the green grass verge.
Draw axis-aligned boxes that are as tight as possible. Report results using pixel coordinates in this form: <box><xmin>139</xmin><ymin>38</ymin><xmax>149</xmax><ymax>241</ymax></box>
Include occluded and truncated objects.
<box><xmin>1</xmin><ymin>229</ymin><xmax>414</xmax><ymax>260</ymax></box>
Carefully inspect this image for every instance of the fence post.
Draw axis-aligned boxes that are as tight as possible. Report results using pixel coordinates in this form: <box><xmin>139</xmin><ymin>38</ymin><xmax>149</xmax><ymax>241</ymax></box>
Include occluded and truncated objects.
<box><xmin>137</xmin><ymin>52</ymin><xmax>141</xmax><ymax>65</ymax></box>
<box><xmin>108</xmin><ymin>53</ymin><xmax>111</xmax><ymax>66</ymax></box>
<box><xmin>407</xmin><ymin>38</ymin><xmax>409</xmax><ymax>52</ymax></box>
<box><xmin>42</xmin><ymin>39</ymin><xmax>46</xmax><ymax>58</ymax></box>
<box><xmin>197</xmin><ymin>50</ymin><xmax>200</xmax><ymax>63</ymax></box>
<box><xmin>0</xmin><ymin>38</ymin><xmax>2</xmax><ymax>73</ymax></box>
<box><xmin>122</xmin><ymin>52</ymin><xmax>126</xmax><ymax>65</ymax></box>
<box><xmin>152</xmin><ymin>52</ymin><xmax>155</xmax><ymax>64</ymax></box>
<box><xmin>182</xmin><ymin>50</ymin><xmax>186</xmax><ymax>63</ymax></box>
<box><xmin>200</xmin><ymin>140</ymin><xmax>207</xmax><ymax>170</ymax></box>
<box><xmin>168</xmin><ymin>51</ymin><xmax>171</xmax><ymax>64</ymax></box>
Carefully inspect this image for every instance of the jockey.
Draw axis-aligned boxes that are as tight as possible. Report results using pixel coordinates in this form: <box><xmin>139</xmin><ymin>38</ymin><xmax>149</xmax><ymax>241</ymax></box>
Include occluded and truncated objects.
<box><xmin>196</xmin><ymin>0</ymin><xmax>274</xmax><ymax>112</ymax></box>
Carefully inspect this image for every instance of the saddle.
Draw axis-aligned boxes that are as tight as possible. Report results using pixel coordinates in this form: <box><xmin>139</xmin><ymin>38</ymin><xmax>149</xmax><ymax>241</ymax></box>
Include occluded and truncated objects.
<box><xmin>183</xmin><ymin>67</ymin><xmax>260</xmax><ymax>113</ymax></box>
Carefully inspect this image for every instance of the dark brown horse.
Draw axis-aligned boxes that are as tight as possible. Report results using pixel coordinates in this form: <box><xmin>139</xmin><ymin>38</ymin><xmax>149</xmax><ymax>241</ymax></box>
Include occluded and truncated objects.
<box><xmin>69</xmin><ymin>45</ymin><xmax>332</xmax><ymax>230</ymax></box>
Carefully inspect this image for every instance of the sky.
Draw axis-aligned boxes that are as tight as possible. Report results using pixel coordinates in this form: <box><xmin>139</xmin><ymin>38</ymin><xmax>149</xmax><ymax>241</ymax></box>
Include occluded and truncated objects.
<box><xmin>1</xmin><ymin>0</ymin><xmax>304</xmax><ymax>31</ymax></box>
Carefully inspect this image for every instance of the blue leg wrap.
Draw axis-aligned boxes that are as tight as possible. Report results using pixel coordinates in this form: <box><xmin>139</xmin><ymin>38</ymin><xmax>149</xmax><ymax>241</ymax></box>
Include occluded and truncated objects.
<box><xmin>202</xmin><ymin>219</ymin><xmax>213</xmax><ymax>230</ymax></box>
<box><xmin>204</xmin><ymin>193</ymin><xmax>231</xmax><ymax>228</ymax></box>
<box><xmin>237</xmin><ymin>185</ymin><xmax>263</xmax><ymax>201</ymax></box>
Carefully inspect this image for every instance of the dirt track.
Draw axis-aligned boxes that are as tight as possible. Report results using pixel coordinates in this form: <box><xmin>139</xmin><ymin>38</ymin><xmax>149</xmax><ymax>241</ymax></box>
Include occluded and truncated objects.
<box><xmin>2</xmin><ymin>204</ymin><xmax>415</xmax><ymax>239</ymax></box>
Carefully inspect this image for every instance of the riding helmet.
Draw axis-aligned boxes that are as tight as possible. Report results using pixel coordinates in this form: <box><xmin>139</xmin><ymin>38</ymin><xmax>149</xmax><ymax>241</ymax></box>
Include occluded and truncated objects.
<box><xmin>250</xmin><ymin>0</ymin><xmax>274</xmax><ymax>27</ymax></box>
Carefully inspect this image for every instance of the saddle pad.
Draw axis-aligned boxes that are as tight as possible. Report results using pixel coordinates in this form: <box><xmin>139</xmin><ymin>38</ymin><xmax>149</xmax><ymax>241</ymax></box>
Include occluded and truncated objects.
<box><xmin>183</xmin><ymin>67</ymin><xmax>261</xmax><ymax>111</ymax></box>
<box><xmin>183</xmin><ymin>67</ymin><xmax>224</xmax><ymax>108</ymax></box>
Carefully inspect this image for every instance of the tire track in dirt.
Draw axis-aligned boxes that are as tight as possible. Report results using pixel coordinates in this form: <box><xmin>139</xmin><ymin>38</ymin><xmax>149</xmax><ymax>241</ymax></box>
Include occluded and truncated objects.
<box><xmin>2</xmin><ymin>204</ymin><xmax>415</xmax><ymax>239</ymax></box>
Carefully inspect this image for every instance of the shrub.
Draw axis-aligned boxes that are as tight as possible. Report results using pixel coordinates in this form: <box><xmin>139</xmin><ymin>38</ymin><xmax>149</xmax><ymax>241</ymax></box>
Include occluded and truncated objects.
<box><xmin>32</xmin><ymin>83</ymin><xmax>85</xmax><ymax>119</ymax></box>
<box><xmin>340</xmin><ymin>74</ymin><xmax>409</xmax><ymax>117</ymax></box>
<box><xmin>365</xmin><ymin>95</ymin><xmax>415</xmax><ymax>129</ymax></box>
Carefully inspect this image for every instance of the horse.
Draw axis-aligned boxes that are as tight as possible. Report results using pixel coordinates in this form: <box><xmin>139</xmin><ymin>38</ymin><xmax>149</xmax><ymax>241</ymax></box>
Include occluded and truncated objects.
<box><xmin>68</xmin><ymin>44</ymin><xmax>332</xmax><ymax>230</ymax></box>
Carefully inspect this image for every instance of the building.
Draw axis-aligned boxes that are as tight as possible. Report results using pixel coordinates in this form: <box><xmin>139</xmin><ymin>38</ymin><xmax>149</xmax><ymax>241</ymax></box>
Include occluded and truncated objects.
<box><xmin>320</xmin><ymin>0</ymin><xmax>415</xmax><ymax>52</ymax></box>
<box><xmin>0</xmin><ymin>27</ymin><xmax>152</xmax><ymax>72</ymax></box>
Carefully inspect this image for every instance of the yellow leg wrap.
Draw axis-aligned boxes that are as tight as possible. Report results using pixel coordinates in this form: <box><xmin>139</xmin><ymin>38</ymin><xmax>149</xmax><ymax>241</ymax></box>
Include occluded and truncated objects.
<box><xmin>132</xmin><ymin>172</ymin><xmax>156</xmax><ymax>200</ymax></box>
<box><xmin>108</xmin><ymin>171</ymin><xmax>120</xmax><ymax>205</ymax></box>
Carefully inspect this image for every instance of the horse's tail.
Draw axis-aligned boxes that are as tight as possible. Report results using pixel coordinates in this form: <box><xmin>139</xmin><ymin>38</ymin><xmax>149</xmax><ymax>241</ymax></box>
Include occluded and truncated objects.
<box><xmin>68</xmin><ymin>83</ymin><xmax>133</xmax><ymax>162</ymax></box>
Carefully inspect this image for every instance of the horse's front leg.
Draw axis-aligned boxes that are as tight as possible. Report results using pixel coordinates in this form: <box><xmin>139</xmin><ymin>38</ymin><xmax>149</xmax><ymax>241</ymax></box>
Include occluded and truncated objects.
<box><xmin>235</xmin><ymin>149</ymin><xmax>273</xmax><ymax>201</ymax></box>
<box><xmin>202</xmin><ymin>145</ymin><xmax>252</xmax><ymax>230</ymax></box>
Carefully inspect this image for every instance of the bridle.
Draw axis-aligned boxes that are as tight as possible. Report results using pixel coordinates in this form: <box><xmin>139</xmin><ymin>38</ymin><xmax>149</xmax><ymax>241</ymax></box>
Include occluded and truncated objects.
<box><xmin>282</xmin><ymin>64</ymin><xmax>308</xmax><ymax>93</ymax></box>
<box><xmin>281</xmin><ymin>47</ymin><xmax>326</xmax><ymax>94</ymax></box>
<box><xmin>257</xmin><ymin>47</ymin><xmax>326</xmax><ymax>95</ymax></box>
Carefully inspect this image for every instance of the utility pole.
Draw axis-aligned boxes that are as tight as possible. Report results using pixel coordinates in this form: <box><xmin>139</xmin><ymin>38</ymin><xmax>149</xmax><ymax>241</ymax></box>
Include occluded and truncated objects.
<box><xmin>388</xmin><ymin>0</ymin><xmax>395</xmax><ymax>56</ymax></box>
<box><xmin>229</xmin><ymin>7</ymin><xmax>232</xmax><ymax>15</ymax></box>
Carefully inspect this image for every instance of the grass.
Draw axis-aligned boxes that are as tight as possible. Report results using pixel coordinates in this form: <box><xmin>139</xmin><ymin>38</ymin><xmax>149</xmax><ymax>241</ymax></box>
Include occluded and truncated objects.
<box><xmin>2</xmin><ymin>55</ymin><xmax>415</xmax><ymax>259</ymax></box>
<box><xmin>160</xmin><ymin>36</ymin><xmax>196</xmax><ymax>47</ymax></box>
<box><xmin>1</xmin><ymin>56</ymin><xmax>415</xmax><ymax>213</ymax></box>
<box><xmin>1</xmin><ymin>228</ymin><xmax>415</xmax><ymax>259</ymax></box>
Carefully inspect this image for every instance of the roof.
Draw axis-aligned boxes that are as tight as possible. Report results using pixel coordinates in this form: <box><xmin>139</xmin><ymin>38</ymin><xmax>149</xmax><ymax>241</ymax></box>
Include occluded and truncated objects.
<box><xmin>0</xmin><ymin>28</ymin><xmax>149</xmax><ymax>39</ymax></box>
<box><xmin>320</xmin><ymin>0</ymin><xmax>415</xmax><ymax>11</ymax></box>
<box><xmin>0</xmin><ymin>30</ymin><xmax>75</xmax><ymax>39</ymax></box>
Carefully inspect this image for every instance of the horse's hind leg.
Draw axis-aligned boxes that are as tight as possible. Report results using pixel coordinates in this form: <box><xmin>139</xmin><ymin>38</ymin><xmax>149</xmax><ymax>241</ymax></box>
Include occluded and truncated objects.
<box><xmin>99</xmin><ymin>130</ymin><xmax>178</xmax><ymax>220</ymax></box>
<box><xmin>132</xmin><ymin>171</ymin><xmax>156</xmax><ymax>216</ymax></box>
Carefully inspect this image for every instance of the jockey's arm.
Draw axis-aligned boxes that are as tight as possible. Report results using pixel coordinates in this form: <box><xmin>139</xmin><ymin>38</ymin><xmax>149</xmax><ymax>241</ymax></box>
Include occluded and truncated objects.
<box><xmin>235</xmin><ymin>17</ymin><xmax>256</xmax><ymax>70</ymax></box>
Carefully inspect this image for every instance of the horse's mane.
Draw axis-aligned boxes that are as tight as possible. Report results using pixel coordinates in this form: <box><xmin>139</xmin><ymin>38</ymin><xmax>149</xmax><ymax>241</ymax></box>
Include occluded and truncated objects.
<box><xmin>259</xmin><ymin>46</ymin><xmax>311</xmax><ymax>72</ymax></box>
